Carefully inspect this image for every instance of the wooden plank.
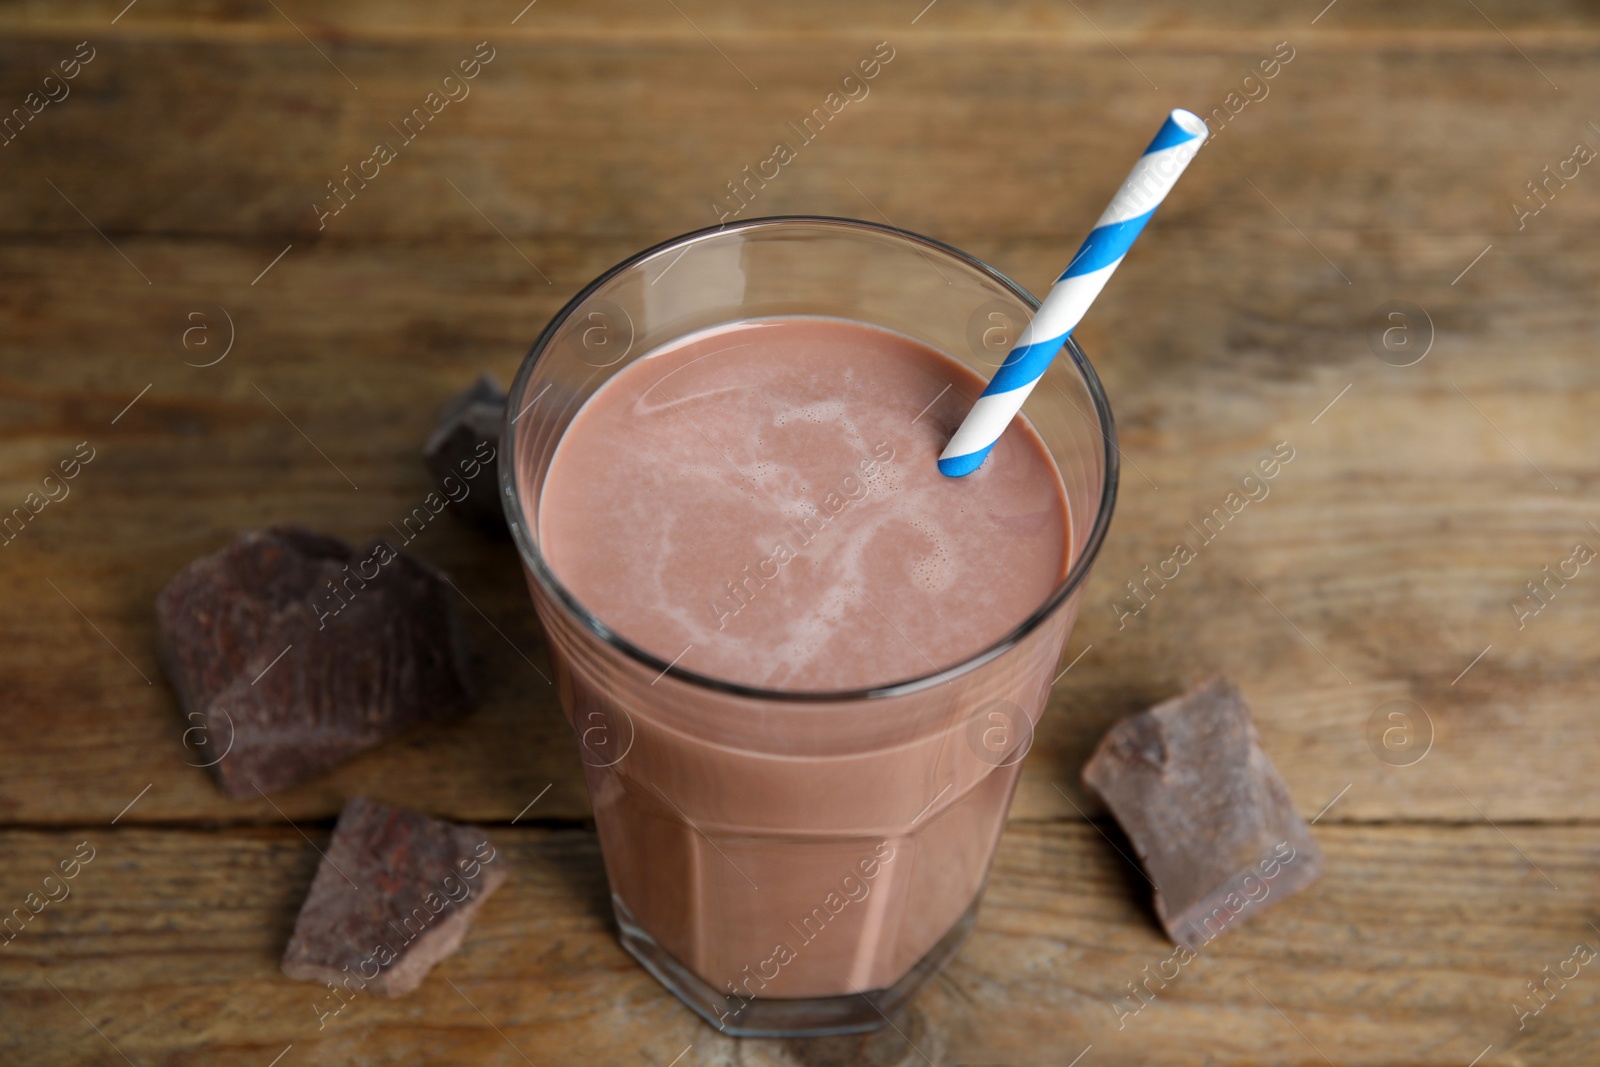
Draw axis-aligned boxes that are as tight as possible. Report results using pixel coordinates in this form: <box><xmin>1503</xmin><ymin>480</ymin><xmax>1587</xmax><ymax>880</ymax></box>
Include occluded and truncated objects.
<box><xmin>0</xmin><ymin>823</ymin><xmax>1592</xmax><ymax>1065</ymax></box>
<box><xmin>2</xmin><ymin>231</ymin><xmax>1598</xmax><ymax>826</ymax></box>
<box><xmin>6</xmin><ymin>0</ymin><xmax>1600</xmax><ymax>43</ymax></box>
<box><xmin>0</xmin><ymin>27</ymin><xmax>1595</xmax><ymax>239</ymax></box>
<box><xmin>1</xmin><ymin>3</ymin><xmax>1594</xmax><ymax>1065</ymax></box>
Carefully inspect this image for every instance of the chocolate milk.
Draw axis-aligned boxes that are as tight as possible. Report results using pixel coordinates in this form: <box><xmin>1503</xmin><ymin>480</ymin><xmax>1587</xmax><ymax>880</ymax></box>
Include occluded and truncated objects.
<box><xmin>531</xmin><ymin>317</ymin><xmax>1073</xmax><ymax>1004</ymax></box>
<box><xmin>540</xmin><ymin>317</ymin><xmax>1069</xmax><ymax>690</ymax></box>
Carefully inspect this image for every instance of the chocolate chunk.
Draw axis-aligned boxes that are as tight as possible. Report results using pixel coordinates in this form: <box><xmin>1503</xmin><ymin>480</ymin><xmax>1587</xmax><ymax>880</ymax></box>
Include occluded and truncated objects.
<box><xmin>1082</xmin><ymin>677</ymin><xmax>1322</xmax><ymax>949</ymax></box>
<box><xmin>422</xmin><ymin>374</ymin><xmax>507</xmax><ymax>535</ymax></box>
<box><xmin>156</xmin><ymin>526</ymin><xmax>476</xmax><ymax>798</ymax></box>
<box><xmin>282</xmin><ymin>797</ymin><xmax>506</xmax><ymax>998</ymax></box>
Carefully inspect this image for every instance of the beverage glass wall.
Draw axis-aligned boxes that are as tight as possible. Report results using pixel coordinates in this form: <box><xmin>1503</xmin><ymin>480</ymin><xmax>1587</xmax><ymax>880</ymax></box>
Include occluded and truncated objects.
<box><xmin>502</xmin><ymin>217</ymin><xmax>1118</xmax><ymax>1037</ymax></box>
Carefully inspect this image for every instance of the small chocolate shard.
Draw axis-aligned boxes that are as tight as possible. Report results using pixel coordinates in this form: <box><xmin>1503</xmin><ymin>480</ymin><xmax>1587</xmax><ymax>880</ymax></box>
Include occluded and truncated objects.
<box><xmin>422</xmin><ymin>374</ymin><xmax>507</xmax><ymax>535</ymax></box>
<box><xmin>282</xmin><ymin>797</ymin><xmax>506</xmax><ymax>997</ymax></box>
<box><xmin>1082</xmin><ymin>677</ymin><xmax>1322</xmax><ymax>949</ymax></box>
<box><xmin>156</xmin><ymin>526</ymin><xmax>476</xmax><ymax>798</ymax></box>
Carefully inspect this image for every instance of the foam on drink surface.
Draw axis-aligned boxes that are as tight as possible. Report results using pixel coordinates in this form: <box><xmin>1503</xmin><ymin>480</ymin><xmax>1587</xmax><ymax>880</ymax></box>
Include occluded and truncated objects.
<box><xmin>538</xmin><ymin>316</ymin><xmax>1071</xmax><ymax>691</ymax></box>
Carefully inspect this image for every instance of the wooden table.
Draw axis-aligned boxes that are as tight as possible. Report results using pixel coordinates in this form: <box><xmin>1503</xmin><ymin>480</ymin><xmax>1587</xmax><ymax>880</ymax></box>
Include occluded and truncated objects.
<box><xmin>3</xmin><ymin>2</ymin><xmax>1597</xmax><ymax>1063</ymax></box>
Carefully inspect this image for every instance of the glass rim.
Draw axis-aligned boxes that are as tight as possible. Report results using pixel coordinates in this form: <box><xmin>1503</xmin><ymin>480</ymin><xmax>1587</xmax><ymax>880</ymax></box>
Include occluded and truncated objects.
<box><xmin>500</xmin><ymin>214</ymin><xmax>1121</xmax><ymax>704</ymax></box>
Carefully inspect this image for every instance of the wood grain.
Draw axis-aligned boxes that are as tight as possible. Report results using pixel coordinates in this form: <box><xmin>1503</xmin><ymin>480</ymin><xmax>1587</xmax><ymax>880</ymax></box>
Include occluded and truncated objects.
<box><xmin>0</xmin><ymin>823</ymin><xmax>1593</xmax><ymax>1066</ymax></box>
<box><xmin>7</xmin><ymin>0</ymin><xmax>1600</xmax><ymax>43</ymax></box>
<box><xmin>3</xmin><ymin>0</ymin><xmax>1598</xmax><ymax>1062</ymax></box>
<box><xmin>2</xmin><ymin>234</ymin><xmax>1597</xmax><ymax>826</ymax></box>
<box><xmin>0</xmin><ymin>17</ymin><xmax>1596</xmax><ymax>241</ymax></box>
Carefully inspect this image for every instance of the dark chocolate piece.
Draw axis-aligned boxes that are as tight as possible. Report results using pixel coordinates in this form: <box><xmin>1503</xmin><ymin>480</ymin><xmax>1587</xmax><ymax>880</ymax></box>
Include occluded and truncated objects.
<box><xmin>422</xmin><ymin>374</ymin><xmax>507</xmax><ymax>535</ymax></box>
<box><xmin>156</xmin><ymin>526</ymin><xmax>476</xmax><ymax>798</ymax></box>
<box><xmin>1082</xmin><ymin>677</ymin><xmax>1322</xmax><ymax>949</ymax></box>
<box><xmin>282</xmin><ymin>797</ymin><xmax>506</xmax><ymax>998</ymax></box>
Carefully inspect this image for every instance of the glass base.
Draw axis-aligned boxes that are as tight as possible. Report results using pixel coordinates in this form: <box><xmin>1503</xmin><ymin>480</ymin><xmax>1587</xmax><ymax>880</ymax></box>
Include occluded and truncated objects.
<box><xmin>613</xmin><ymin>892</ymin><xmax>979</xmax><ymax>1038</ymax></box>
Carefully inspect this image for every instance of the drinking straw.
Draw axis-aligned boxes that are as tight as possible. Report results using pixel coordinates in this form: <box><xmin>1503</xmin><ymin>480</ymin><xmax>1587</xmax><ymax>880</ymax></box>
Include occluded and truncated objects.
<box><xmin>938</xmin><ymin>109</ymin><xmax>1209</xmax><ymax>477</ymax></box>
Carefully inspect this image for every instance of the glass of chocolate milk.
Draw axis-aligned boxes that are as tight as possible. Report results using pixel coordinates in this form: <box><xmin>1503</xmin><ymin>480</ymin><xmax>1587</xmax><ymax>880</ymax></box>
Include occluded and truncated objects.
<box><xmin>502</xmin><ymin>217</ymin><xmax>1117</xmax><ymax>1037</ymax></box>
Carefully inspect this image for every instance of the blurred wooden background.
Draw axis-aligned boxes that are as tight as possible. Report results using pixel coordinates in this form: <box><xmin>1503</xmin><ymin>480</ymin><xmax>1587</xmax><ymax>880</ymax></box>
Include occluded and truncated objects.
<box><xmin>2</xmin><ymin>1</ymin><xmax>1598</xmax><ymax>1063</ymax></box>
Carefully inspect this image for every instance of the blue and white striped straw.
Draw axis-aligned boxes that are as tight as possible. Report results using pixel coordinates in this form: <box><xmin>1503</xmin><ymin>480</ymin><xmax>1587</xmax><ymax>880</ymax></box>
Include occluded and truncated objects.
<box><xmin>938</xmin><ymin>109</ymin><xmax>1209</xmax><ymax>477</ymax></box>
